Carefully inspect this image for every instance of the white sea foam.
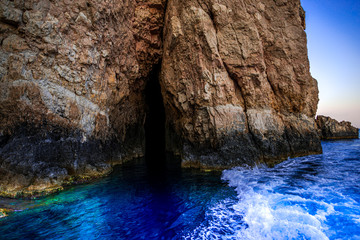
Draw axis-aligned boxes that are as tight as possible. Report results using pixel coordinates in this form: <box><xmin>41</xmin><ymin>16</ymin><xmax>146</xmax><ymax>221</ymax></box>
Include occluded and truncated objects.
<box><xmin>186</xmin><ymin>138</ymin><xmax>360</xmax><ymax>240</ymax></box>
<box><xmin>186</xmin><ymin>167</ymin><xmax>334</xmax><ymax>240</ymax></box>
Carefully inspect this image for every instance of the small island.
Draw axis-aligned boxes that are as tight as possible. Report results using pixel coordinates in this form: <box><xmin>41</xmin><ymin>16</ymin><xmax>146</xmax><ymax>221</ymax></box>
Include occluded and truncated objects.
<box><xmin>316</xmin><ymin>115</ymin><xmax>359</xmax><ymax>140</ymax></box>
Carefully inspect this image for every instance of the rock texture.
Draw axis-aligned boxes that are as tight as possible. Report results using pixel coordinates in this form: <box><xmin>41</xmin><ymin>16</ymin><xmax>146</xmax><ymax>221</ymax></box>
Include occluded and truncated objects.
<box><xmin>316</xmin><ymin>115</ymin><xmax>359</xmax><ymax>140</ymax></box>
<box><xmin>161</xmin><ymin>0</ymin><xmax>321</xmax><ymax>168</ymax></box>
<box><xmin>0</xmin><ymin>0</ymin><xmax>166</xmax><ymax>197</ymax></box>
<box><xmin>0</xmin><ymin>0</ymin><xmax>322</xmax><ymax>197</ymax></box>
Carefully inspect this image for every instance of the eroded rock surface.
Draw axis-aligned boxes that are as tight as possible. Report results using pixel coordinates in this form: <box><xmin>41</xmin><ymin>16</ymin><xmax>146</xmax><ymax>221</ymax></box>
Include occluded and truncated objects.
<box><xmin>0</xmin><ymin>0</ymin><xmax>322</xmax><ymax>197</ymax></box>
<box><xmin>161</xmin><ymin>0</ymin><xmax>321</xmax><ymax>168</ymax></box>
<box><xmin>0</xmin><ymin>0</ymin><xmax>166</xmax><ymax>197</ymax></box>
<box><xmin>316</xmin><ymin>115</ymin><xmax>359</xmax><ymax>140</ymax></box>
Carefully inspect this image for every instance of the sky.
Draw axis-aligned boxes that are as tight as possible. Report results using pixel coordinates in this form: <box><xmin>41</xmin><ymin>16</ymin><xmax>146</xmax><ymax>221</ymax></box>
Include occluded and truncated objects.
<box><xmin>301</xmin><ymin>0</ymin><xmax>360</xmax><ymax>128</ymax></box>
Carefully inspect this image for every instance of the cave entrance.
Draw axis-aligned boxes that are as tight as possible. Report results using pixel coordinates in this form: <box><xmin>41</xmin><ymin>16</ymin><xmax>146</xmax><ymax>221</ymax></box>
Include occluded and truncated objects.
<box><xmin>144</xmin><ymin>64</ymin><xmax>166</xmax><ymax>170</ymax></box>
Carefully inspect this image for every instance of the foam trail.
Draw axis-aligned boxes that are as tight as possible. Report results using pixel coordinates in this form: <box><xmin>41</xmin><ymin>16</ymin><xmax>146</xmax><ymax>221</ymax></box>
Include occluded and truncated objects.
<box><xmin>186</xmin><ymin>162</ymin><xmax>344</xmax><ymax>240</ymax></box>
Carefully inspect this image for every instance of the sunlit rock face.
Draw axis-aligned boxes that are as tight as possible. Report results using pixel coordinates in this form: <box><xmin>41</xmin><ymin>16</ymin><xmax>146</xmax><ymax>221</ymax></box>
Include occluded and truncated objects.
<box><xmin>316</xmin><ymin>115</ymin><xmax>359</xmax><ymax>140</ymax></box>
<box><xmin>161</xmin><ymin>0</ymin><xmax>322</xmax><ymax>168</ymax></box>
<box><xmin>0</xmin><ymin>0</ymin><xmax>321</xmax><ymax>197</ymax></box>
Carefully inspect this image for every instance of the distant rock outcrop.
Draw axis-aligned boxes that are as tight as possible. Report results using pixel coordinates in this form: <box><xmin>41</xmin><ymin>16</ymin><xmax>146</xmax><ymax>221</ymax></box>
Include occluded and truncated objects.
<box><xmin>316</xmin><ymin>115</ymin><xmax>359</xmax><ymax>140</ymax></box>
<box><xmin>0</xmin><ymin>0</ymin><xmax>322</xmax><ymax>197</ymax></box>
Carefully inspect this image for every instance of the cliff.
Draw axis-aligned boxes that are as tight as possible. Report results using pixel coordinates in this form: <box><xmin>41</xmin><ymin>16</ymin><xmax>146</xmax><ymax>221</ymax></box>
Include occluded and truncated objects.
<box><xmin>161</xmin><ymin>0</ymin><xmax>321</xmax><ymax>168</ymax></box>
<box><xmin>0</xmin><ymin>0</ymin><xmax>321</xmax><ymax>197</ymax></box>
<box><xmin>316</xmin><ymin>115</ymin><xmax>359</xmax><ymax>140</ymax></box>
<box><xmin>0</xmin><ymin>0</ymin><xmax>166</xmax><ymax>197</ymax></box>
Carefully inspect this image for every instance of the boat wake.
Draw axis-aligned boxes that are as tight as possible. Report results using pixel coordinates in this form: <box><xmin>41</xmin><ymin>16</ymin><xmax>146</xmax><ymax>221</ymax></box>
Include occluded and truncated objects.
<box><xmin>186</xmin><ymin>139</ymin><xmax>360</xmax><ymax>240</ymax></box>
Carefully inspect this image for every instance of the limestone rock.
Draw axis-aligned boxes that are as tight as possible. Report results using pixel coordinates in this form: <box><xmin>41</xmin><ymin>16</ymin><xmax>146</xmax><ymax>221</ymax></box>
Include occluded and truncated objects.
<box><xmin>161</xmin><ymin>0</ymin><xmax>321</xmax><ymax>168</ymax></box>
<box><xmin>316</xmin><ymin>115</ymin><xmax>359</xmax><ymax>140</ymax></box>
<box><xmin>0</xmin><ymin>0</ymin><xmax>166</xmax><ymax>198</ymax></box>
<box><xmin>0</xmin><ymin>1</ymin><xmax>23</xmax><ymax>26</ymax></box>
<box><xmin>0</xmin><ymin>0</ymin><xmax>322</xmax><ymax>197</ymax></box>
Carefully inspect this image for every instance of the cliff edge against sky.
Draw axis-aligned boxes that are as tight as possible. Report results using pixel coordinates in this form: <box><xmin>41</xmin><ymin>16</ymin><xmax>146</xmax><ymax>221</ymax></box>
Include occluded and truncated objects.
<box><xmin>0</xmin><ymin>0</ymin><xmax>322</xmax><ymax>197</ymax></box>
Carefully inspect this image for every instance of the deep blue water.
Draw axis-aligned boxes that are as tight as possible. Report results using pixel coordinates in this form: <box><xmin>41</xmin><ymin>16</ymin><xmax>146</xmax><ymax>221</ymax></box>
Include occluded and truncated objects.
<box><xmin>0</xmin><ymin>138</ymin><xmax>360</xmax><ymax>239</ymax></box>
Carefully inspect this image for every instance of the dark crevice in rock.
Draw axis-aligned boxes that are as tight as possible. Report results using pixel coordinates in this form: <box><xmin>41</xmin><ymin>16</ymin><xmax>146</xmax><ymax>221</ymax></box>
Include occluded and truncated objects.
<box><xmin>162</xmin><ymin>0</ymin><xmax>169</xmax><ymax>29</ymax></box>
<box><xmin>144</xmin><ymin>63</ymin><xmax>166</xmax><ymax>170</ymax></box>
<box><xmin>265</xmin><ymin>75</ymin><xmax>277</xmax><ymax>101</ymax></box>
<box><xmin>0</xmin><ymin>134</ymin><xmax>10</xmax><ymax>148</ymax></box>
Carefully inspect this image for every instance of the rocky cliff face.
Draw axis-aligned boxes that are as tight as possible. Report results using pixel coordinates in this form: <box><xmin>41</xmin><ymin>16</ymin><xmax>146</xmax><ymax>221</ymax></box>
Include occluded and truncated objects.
<box><xmin>0</xmin><ymin>0</ymin><xmax>321</xmax><ymax>197</ymax></box>
<box><xmin>0</xmin><ymin>0</ymin><xmax>166</xmax><ymax>197</ymax></box>
<box><xmin>316</xmin><ymin>115</ymin><xmax>359</xmax><ymax>140</ymax></box>
<box><xmin>161</xmin><ymin>0</ymin><xmax>321</xmax><ymax>168</ymax></box>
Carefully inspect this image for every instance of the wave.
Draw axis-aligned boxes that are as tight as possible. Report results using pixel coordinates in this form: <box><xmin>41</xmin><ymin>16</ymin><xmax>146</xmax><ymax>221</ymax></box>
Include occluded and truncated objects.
<box><xmin>185</xmin><ymin>143</ymin><xmax>360</xmax><ymax>240</ymax></box>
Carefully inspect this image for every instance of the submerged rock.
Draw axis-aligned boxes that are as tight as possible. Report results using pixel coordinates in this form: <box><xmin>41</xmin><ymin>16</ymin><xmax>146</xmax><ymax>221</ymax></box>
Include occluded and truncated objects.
<box><xmin>0</xmin><ymin>0</ymin><xmax>322</xmax><ymax>197</ymax></box>
<box><xmin>316</xmin><ymin>115</ymin><xmax>359</xmax><ymax>140</ymax></box>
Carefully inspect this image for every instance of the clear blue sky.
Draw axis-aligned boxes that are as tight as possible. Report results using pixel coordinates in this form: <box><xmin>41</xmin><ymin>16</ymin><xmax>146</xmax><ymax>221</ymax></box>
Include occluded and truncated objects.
<box><xmin>301</xmin><ymin>0</ymin><xmax>360</xmax><ymax>127</ymax></box>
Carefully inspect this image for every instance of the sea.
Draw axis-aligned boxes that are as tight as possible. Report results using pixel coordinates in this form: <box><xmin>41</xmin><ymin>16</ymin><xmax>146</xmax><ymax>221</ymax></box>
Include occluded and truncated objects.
<box><xmin>0</xmin><ymin>137</ymin><xmax>359</xmax><ymax>239</ymax></box>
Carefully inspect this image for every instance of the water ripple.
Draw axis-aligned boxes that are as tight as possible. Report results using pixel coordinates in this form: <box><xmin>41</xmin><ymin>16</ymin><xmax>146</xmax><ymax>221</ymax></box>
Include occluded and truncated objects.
<box><xmin>0</xmin><ymin>139</ymin><xmax>359</xmax><ymax>239</ymax></box>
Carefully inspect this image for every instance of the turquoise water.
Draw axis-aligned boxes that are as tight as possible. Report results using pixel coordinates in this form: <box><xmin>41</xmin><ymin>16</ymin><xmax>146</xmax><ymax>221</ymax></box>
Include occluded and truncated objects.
<box><xmin>0</xmin><ymin>138</ymin><xmax>360</xmax><ymax>239</ymax></box>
